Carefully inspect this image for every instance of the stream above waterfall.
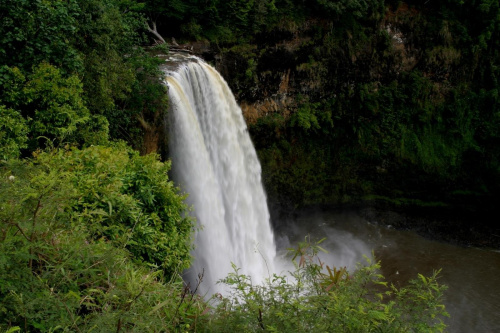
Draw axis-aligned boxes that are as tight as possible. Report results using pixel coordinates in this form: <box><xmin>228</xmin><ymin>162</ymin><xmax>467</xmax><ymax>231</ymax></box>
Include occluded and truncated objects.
<box><xmin>274</xmin><ymin>209</ymin><xmax>500</xmax><ymax>333</ymax></box>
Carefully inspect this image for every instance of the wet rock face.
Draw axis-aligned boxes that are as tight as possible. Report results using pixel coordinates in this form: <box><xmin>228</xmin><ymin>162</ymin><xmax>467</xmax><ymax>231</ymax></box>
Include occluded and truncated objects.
<box><xmin>206</xmin><ymin>8</ymin><xmax>429</xmax><ymax>124</ymax></box>
<box><xmin>240</xmin><ymin>97</ymin><xmax>294</xmax><ymax>125</ymax></box>
<box><xmin>155</xmin><ymin>28</ymin><xmax>329</xmax><ymax>125</ymax></box>
<box><xmin>207</xmin><ymin>22</ymin><xmax>370</xmax><ymax>123</ymax></box>
<box><xmin>213</xmin><ymin>42</ymin><xmax>314</xmax><ymax>123</ymax></box>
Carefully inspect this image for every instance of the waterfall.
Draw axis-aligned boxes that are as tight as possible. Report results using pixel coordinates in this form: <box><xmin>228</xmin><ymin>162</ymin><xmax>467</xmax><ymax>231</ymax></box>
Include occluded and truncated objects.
<box><xmin>165</xmin><ymin>55</ymin><xmax>276</xmax><ymax>295</ymax></box>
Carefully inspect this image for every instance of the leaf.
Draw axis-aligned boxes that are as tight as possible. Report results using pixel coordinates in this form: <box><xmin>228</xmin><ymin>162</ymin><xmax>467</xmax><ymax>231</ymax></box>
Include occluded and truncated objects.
<box><xmin>5</xmin><ymin>327</ymin><xmax>21</xmax><ymax>333</ymax></box>
<box><xmin>149</xmin><ymin>299</ymin><xmax>171</xmax><ymax>314</ymax></box>
<box><xmin>107</xmin><ymin>200</ymin><xmax>113</xmax><ymax>215</ymax></box>
<box><xmin>316</xmin><ymin>245</ymin><xmax>328</xmax><ymax>253</ymax></box>
<box><xmin>316</xmin><ymin>237</ymin><xmax>327</xmax><ymax>245</ymax></box>
<box><xmin>368</xmin><ymin>310</ymin><xmax>388</xmax><ymax>321</ymax></box>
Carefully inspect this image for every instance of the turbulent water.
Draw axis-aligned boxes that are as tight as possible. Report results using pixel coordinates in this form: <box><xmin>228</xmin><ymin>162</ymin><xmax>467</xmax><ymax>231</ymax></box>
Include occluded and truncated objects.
<box><xmin>165</xmin><ymin>55</ymin><xmax>276</xmax><ymax>295</ymax></box>
<box><xmin>277</xmin><ymin>209</ymin><xmax>500</xmax><ymax>333</ymax></box>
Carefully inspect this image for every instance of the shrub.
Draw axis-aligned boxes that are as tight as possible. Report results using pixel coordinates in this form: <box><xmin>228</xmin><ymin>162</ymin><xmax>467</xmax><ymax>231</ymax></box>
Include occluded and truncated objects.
<box><xmin>0</xmin><ymin>146</ymin><xmax>198</xmax><ymax>332</ymax></box>
<box><xmin>32</xmin><ymin>144</ymin><xmax>195</xmax><ymax>276</ymax></box>
<box><xmin>206</xmin><ymin>238</ymin><xmax>448</xmax><ymax>332</ymax></box>
<box><xmin>0</xmin><ymin>105</ymin><xmax>28</xmax><ymax>160</ymax></box>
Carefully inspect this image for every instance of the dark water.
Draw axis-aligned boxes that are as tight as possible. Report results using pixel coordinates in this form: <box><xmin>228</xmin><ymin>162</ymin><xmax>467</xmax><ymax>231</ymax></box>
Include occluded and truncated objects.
<box><xmin>274</xmin><ymin>210</ymin><xmax>500</xmax><ymax>333</ymax></box>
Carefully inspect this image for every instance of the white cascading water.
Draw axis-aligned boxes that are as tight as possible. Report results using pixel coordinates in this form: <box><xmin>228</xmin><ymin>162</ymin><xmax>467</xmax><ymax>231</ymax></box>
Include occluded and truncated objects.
<box><xmin>165</xmin><ymin>56</ymin><xmax>276</xmax><ymax>296</ymax></box>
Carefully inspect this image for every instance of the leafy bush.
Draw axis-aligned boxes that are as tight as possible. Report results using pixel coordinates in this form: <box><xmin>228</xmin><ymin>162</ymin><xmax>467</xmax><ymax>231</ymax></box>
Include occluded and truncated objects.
<box><xmin>0</xmin><ymin>64</ymin><xmax>109</xmax><ymax>152</ymax></box>
<box><xmin>0</xmin><ymin>0</ymin><xmax>82</xmax><ymax>73</ymax></box>
<box><xmin>32</xmin><ymin>144</ymin><xmax>195</xmax><ymax>276</ymax></box>
<box><xmin>206</xmin><ymin>238</ymin><xmax>448</xmax><ymax>332</ymax></box>
<box><xmin>23</xmin><ymin>63</ymin><xmax>93</xmax><ymax>147</ymax></box>
<box><xmin>0</xmin><ymin>105</ymin><xmax>28</xmax><ymax>160</ymax></box>
<box><xmin>0</xmin><ymin>146</ymin><xmax>198</xmax><ymax>332</ymax></box>
<box><xmin>0</xmin><ymin>0</ymin><xmax>167</xmax><ymax>152</ymax></box>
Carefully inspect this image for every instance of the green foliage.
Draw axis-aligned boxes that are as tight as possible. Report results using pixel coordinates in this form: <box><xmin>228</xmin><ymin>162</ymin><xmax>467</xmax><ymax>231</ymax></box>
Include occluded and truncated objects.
<box><xmin>0</xmin><ymin>106</ymin><xmax>28</xmax><ymax>160</ymax></box>
<box><xmin>314</xmin><ymin>0</ymin><xmax>384</xmax><ymax>19</ymax></box>
<box><xmin>0</xmin><ymin>0</ymin><xmax>165</xmax><ymax>151</ymax></box>
<box><xmin>71</xmin><ymin>0</ymin><xmax>170</xmax><ymax>150</ymax></box>
<box><xmin>23</xmin><ymin>63</ymin><xmax>93</xmax><ymax>147</ymax></box>
<box><xmin>291</xmin><ymin>101</ymin><xmax>321</xmax><ymax>132</ymax></box>
<box><xmin>0</xmin><ymin>0</ymin><xmax>82</xmax><ymax>73</ymax></box>
<box><xmin>0</xmin><ymin>63</ymin><xmax>107</xmax><ymax>152</ymax></box>
<box><xmin>363</xmin><ymin>72</ymin><xmax>479</xmax><ymax>175</ymax></box>
<box><xmin>82</xmin><ymin>50</ymin><xmax>135</xmax><ymax>116</ymax></box>
<box><xmin>112</xmin><ymin>50</ymin><xmax>169</xmax><ymax>150</ymax></box>
<box><xmin>0</xmin><ymin>146</ymin><xmax>199</xmax><ymax>332</ymax></box>
<box><xmin>75</xmin><ymin>0</ymin><xmax>147</xmax><ymax>116</ymax></box>
<box><xmin>143</xmin><ymin>0</ymin><xmax>280</xmax><ymax>43</ymax></box>
<box><xmin>258</xmin><ymin>142</ymin><xmax>339</xmax><ymax>206</ymax></box>
<box><xmin>206</xmin><ymin>238</ymin><xmax>448</xmax><ymax>332</ymax></box>
<box><xmin>235</xmin><ymin>0</ymin><xmax>500</xmax><ymax>213</ymax></box>
<box><xmin>290</xmin><ymin>96</ymin><xmax>333</xmax><ymax>134</ymax></box>
<box><xmin>31</xmin><ymin>144</ymin><xmax>194</xmax><ymax>276</ymax></box>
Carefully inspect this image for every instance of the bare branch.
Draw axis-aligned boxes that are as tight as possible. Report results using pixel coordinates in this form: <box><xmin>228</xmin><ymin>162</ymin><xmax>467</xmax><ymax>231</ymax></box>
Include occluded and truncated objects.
<box><xmin>6</xmin><ymin>221</ymin><xmax>30</xmax><ymax>242</ymax></box>
<box><xmin>146</xmin><ymin>20</ymin><xmax>166</xmax><ymax>44</ymax></box>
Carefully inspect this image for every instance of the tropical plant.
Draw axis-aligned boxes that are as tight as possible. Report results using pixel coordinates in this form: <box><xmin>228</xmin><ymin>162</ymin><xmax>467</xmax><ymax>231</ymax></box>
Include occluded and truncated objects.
<box><xmin>206</xmin><ymin>237</ymin><xmax>448</xmax><ymax>332</ymax></box>
<box><xmin>0</xmin><ymin>145</ymin><xmax>198</xmax><ymax>332</ymax></box>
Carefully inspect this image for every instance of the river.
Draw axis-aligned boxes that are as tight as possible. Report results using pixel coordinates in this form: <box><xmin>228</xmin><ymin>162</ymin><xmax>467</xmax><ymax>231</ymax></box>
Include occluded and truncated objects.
<box><xmin>274</xmin><ymin>209</ymin><xmax>500</xmax><ymax>333</ymax></box>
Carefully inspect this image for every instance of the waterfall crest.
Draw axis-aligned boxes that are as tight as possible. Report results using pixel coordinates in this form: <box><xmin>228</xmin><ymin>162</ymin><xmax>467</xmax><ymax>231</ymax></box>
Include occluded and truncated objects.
<box><xmin>165</xmin><ymin>56</ymin><xmax>276</xmax><ymax>295</ymax></box>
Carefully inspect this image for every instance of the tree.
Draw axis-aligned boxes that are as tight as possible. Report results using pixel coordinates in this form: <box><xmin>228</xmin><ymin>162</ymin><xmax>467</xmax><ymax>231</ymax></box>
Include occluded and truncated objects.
<box><xmin>0</xmin><ymin>63</ymin><xmax>108</xmax><ymax>152</ymax></box>
<box><xmin>0</xmin><ymin>0</ymin><xmax>82</xmax><ymax>73</ymax></box>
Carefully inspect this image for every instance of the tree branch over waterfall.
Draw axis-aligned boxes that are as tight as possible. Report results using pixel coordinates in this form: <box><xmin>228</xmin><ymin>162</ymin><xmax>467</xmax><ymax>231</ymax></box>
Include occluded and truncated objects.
<box><xmin>146</xmin><ymin>20</ymin><xmax>165</xmax><ymax>45</ymax></box>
